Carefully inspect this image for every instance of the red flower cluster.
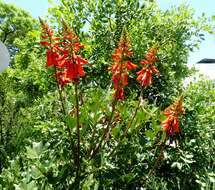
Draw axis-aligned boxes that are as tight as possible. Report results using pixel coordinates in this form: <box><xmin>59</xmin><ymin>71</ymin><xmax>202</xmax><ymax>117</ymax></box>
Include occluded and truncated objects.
<box><xmin>40</xmin><ymin>19</ymin><xmax>88</xmax><ymax>87</ymax></box>
<box><xmin>136</xmin><ymin>47</ymin><xmax>159</xmax><ymax>87</ymax></box>
<box><xmin>110</xmin><ymin>28</ymin><xmax>137</xmax><ymax>100</ymax></box>
<box><xmin>161</xmin><ymin>96</ymin><xmax>185</xmax><ymax>136</ymax></box>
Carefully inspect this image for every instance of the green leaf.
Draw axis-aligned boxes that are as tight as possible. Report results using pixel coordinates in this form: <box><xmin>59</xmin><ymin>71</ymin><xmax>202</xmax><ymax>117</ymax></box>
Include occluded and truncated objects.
<box><xmin>208</xmin><ymin>176</ymin><xmax>215</xmax><ymax>183</ymax></box>
<box><xmin>33</xmin><ymin>142</ymin><xmax>43</xmax><ymax>156</ymax></box>
<box><xmin>180</xmin><ymin>156</ymin><xmax>195</xmax><ymax>164</ymax></box>
<box><xmin>111</xmin><ymin>125</ymin><xmax>121</xmax><ymax>138</ymax></box>
<box><xmin>145</xmin><ymin>130</ymin><xmax>156</xmax><ymax>140</ymax></box>
<box><xmin>26</xmin><ymin>146</ymin><xmax>39</xmax><ymax>159</ymax></box>
<box><xmin>171</xmin><ymin>162</ymin><xmax>183</xmax><ymax>170</ymax></box>
<box><xmin>31</xmin><ymin>165</ymin><xmax>44</xmax><ymax>179</ymax></box>
<box><xmin>65</xmin><ymin>115</ymin><xmax>76</xmax><ymax>129</ymax></box>
<box><xmin>20</xmin><ymin>181</ymin><xmax>38</xmax><ymax>190</ymax></box>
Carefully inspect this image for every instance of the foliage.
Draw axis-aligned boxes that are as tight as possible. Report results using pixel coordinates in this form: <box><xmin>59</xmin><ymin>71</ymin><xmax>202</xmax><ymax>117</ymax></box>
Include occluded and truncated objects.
<box><xmin>0</xmin><ymin>0</ymin><xmax>214</xmax><ymax>190</ymax></box>
<box><xmin>0</xmin><ymin>1</ymin><xmax>44</xmax><ymax>172</ymax></box>
<box><xmin>48</xmin><ymin>0</ymin><xmax>212</xmax><ymax>106</ymax></box>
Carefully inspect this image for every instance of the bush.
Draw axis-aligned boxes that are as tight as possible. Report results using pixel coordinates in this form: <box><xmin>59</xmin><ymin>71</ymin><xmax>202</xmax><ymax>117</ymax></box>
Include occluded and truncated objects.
<box><xmin>0</xmin><ymin>0</ymin><xmax>214</xmax><ymax>189</ymax></box>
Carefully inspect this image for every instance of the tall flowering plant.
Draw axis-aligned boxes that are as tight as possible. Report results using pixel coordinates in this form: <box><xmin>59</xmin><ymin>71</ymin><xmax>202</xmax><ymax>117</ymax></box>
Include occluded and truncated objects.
<box><xmin>146</xmin><ymin>96</ymin><xmax>185</xmax><ymax>177</ymax></box>
<box><xmin>90</xmin><ymin>28</ymin><xmax>138</xmax><ymax>157</ymax></box>
<box><xmin>126</xmin><ymin>47</ymin><xmax>160</xmax><ymax>131</ymax></box>
<box><xmin>40</xmin><ymin>19</ymin><xmax>89</xmax><ymax>187</ymax></box>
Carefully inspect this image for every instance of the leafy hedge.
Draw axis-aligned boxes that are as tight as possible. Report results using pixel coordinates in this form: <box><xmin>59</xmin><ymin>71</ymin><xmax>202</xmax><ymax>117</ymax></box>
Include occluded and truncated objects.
<box><xmin>0</xmin><ymin>0</ymin><xmax>214</xmax><ymax>189</ymax></box>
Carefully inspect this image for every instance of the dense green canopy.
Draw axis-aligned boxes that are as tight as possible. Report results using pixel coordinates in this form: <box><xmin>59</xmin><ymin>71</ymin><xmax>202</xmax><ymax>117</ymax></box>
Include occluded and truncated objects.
<box><xmin>0</xmin><ymin>0</ymin><xmax>214</xmax><ymax>189</ymax></box>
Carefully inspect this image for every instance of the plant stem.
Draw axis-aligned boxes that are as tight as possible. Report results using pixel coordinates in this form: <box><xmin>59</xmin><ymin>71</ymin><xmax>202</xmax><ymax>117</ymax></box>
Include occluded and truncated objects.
<box><xmin>53</xmin><ymin>66</ymin><xmax>75</xmax><ymax>167</ymax></box>
<box><xmin>75</xmin><ymin>82</ymin><xmax>81</xmax><ymax>180</ymax></box>
<box><xmin>89</xmin><ymin>98</ymin><xmax>117</xmax><ymax>159</ymax></box>
<box><xmin>54</xmin><ymin>66</ymin><xmax>66</xmax><ymax>115</ymax></box>
<box><xmin>147</xmin><ymin>136</ymin><xmax>168</xmax><ymax>177</ymax></box>
<box><xmin>108</xmin><ymin>87</ymin><xmax>144</xmax><ymax>157</ymax></box>
<box><xmin>124</xmin><ymin>87</ymin><xmax>144</xmax><ymax>137</ymax></box>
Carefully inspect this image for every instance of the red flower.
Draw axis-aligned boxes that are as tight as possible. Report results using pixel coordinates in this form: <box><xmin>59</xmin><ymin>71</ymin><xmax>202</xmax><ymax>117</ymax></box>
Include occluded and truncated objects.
<box><xmin>162</xmin><ymin>116</ymin><xmax>180</xmax><ymax>135</ymax></box>
<box><xmin>136</xmin><ymin>68</ymin><xmax>152</xmax><ymax>87</ymax></box>
<box><xmin>161</xmin><ymin>96</ymin><xmax>185</xmax><ymax>136</ymax></box>
<box><xmin>56</xmin><ymin>71</ymin><xmax>70</xmax><ymax>87</ymax></box>
<box><xmin>46</xmin><ymin>49</ymin><xmax>59</xmax><ymax>67</ymax></box>
<box><xmin>110</xmin><ymin>28</ymin><xmax>137</xmax><ymax>100</ymax></box>
<box><xmin>136</xmin><ymin>47</ymin><xmax>159</xmax><ymax>87</ymax></box>
<box><xmin>40</xmin><ymin>19</ymin><xmax>88</xmax><ymax>87</ymax></box>
<box><xmin>40</xmin><ymin>41</ymin><xmax>50</xmax><ymax>46</ymax></box>
<box><xmin>112</xmin><ymin>72</ymin><xmax>128</xmax><ymax>89</ymax></box>
<box><xmin>64</xmin><ymin>55</ymin><xmax>88</xmax><ymax>82</ymax></box>
<box><xmin>125</xmin><ymin>61</ymin><xmax>138</xmax><ymax>70</ymax></box>
<box><xmin>144</xmin><ymin>48</ymin><xmax>158</xmax><ymax>63</ymax></box>
<box><xmin>163</xmin><ymin>96</ymin><xmax>185</xmax><ymax>117</ymax></box>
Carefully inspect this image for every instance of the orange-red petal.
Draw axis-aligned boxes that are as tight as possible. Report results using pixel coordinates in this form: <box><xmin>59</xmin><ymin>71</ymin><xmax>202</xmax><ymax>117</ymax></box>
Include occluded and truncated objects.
<box><xmin>125</xmin><ymin>61</ymin><xmax>138</xmax><ymax>70</ymax></box>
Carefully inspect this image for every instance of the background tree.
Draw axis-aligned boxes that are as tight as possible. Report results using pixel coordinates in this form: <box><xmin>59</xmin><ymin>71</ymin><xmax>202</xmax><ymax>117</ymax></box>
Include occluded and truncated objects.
<box><xmin>0</xmin><ymin>0</ymin><xmax>214</xmax><ymax>189</ymax></box>
<box><xmin>0</xmin><ymin>1</ymin><xmax>41</xmax><ymax>172</ymax></box>
<box><xmin>0</xmin><ymin>0</ymin><xmax>35</xmax><ymax>57</ymax></box>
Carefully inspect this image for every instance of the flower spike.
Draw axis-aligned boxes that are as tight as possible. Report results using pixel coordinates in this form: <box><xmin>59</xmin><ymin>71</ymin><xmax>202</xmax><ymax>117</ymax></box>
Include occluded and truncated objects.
<box><xmin>137</xmin><ymin>46</ymin><xmax>159</xmax><ymax>87</ymax></box>
<box><xmin>110</xmin><ymin>27</ymin><xmax>137</xmax><ymax>100</ymax></box>
<box><xmin>161</xmin><ymin>95</ymin><xmax>185</xmax><ymax>136</ymax></box>
<box><xmin>40</xmin><ymin>19</ymin><xmax>88</xmax><ymax>87</ymax></box>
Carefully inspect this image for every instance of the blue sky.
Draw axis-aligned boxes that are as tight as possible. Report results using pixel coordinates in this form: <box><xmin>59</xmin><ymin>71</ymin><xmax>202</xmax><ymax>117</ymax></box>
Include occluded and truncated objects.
<box><xmin>3</xmin><ymin>0</ymin><xmax>49</xmax><ymax>18</ymax></box>
<box><xmin>2</xmin><ymin>0</ymin><xmax>215</xmax><ymax>68</ymax></box>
